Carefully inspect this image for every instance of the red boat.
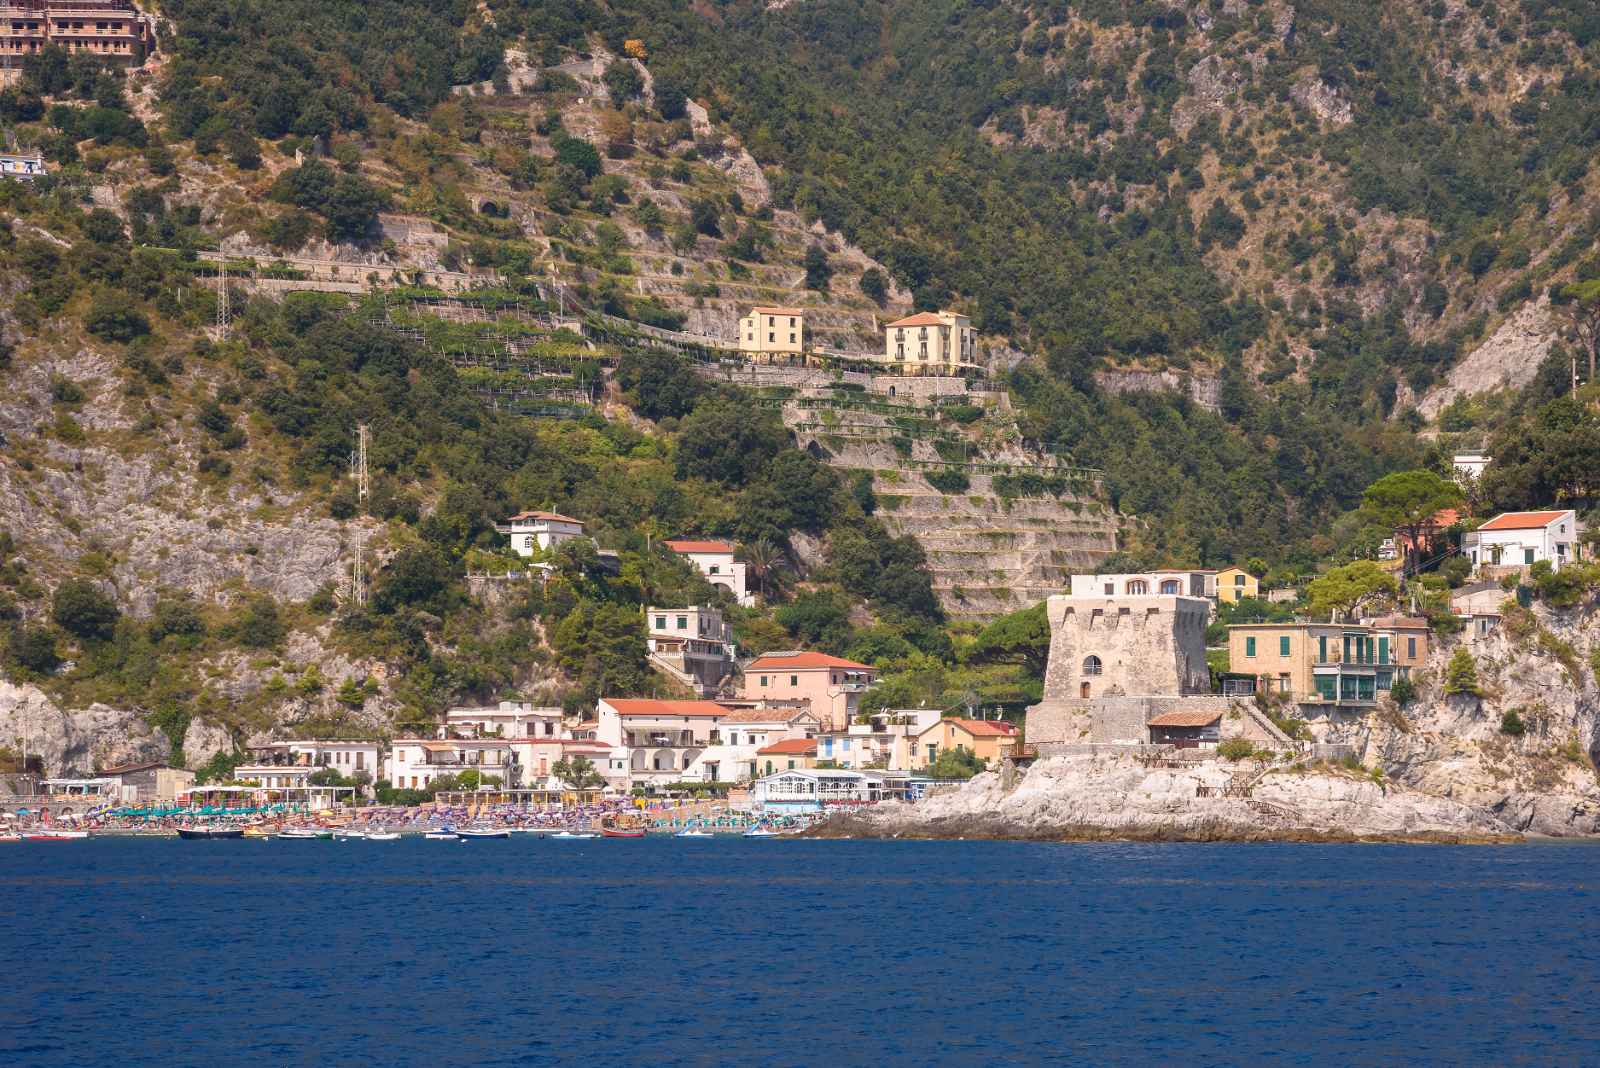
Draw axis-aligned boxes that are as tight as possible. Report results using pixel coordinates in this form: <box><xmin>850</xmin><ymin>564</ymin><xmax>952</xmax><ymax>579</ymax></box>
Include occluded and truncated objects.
<box><xmin>600</xmin><ymin>826</ymin><xmax>647</xmax><ymax>839</ymax></box>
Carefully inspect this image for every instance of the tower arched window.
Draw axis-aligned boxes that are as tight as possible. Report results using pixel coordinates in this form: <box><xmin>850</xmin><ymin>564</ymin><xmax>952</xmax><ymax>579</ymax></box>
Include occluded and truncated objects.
<box><xmin>1082</xmin><ymin>655</ymin><xmax>1103</xmax><ymax>676</ymax></box>
<box><xmin>1126</xmin><ymin>579</ymin><xmax>1149</xmax><ymax>595</ymax></box>
<box><xmin>1160</xmin><ymin>579</ymin><xmax>1180</xmax><ymax>595</ymax></box>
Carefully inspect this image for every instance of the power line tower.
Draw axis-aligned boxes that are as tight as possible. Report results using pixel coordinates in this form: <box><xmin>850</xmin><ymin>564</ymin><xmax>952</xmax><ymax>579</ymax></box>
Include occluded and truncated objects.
<box><xmin>215</xmin><ymin>235</ymin><xmax>231</xmax><ymax>336</ymax></box>
<box><xmin>350</xmin><ymin>528</ymin><xmax>368</xmax><ymax>608</ymax></box>
<box><xmin>355</xmin><ymin>423</ymin><xmax>370</xmax><ymax>502</ymax></box>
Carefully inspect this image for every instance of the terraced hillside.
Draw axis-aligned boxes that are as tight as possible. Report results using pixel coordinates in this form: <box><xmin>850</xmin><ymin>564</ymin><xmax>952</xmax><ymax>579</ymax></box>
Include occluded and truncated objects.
<box><xmin>782</xmin><ymin>387</ymin><xmax>1120</xmax><ymax>618</ymax></box>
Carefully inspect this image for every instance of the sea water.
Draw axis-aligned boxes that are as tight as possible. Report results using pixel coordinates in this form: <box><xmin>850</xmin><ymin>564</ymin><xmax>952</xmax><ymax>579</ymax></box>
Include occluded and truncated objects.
<box><xmin>1</xmin><ymin>837</ymin><xmax>1596</xmax><ymax>1066</ymax></box>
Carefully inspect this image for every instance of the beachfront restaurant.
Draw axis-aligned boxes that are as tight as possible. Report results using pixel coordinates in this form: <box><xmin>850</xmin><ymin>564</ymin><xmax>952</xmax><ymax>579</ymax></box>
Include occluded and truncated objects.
<box><xmin>751</xmin><ymin>769</ymin><xmax>888</xmax><ymax>814</ymax></box>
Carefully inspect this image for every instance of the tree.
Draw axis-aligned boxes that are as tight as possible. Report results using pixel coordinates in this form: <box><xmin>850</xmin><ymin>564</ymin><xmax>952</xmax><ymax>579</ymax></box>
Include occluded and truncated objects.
<box><xmin>9</xmin><ymin>625</ymin><xmax>59</xmax><ymax>674</ymax></box>
<box><xmin>968</xmin><ymin>602</ymin><xmax>1051</xmax><ymax>678</ymax></box>
<box><xmin>803</xmin><ymin>245</ymin><xmax>832</xmax><ymax>290</ymax></box>
<box><xmin>1557</xmin><ymin>279</ymin><xmax>1600</xmax><ymax>386</ymax></box>
<box><xmin>602</xmin><ymin>60</ymin><xmax>643</xmax><ymax>102</ymax></box>
<box><xmin>674</xmin><ymin>397</ymin><xmax>788</xmax><ymax>485</ymax></box>
<box><xmin>84</xmin><ymin>291</ymin><xmax>150</xmax><ymax>342</ymax></box>
<box><xmin>739</xmin><ymin>538</ymin><xmax>782</xmax><ymax>601</ymax></box>
<box><xmin>51</xmin><ymin>579</ymin><xmax>119</xmax><ymax>641</ymax></box>
<box><xmin>373</xmin><ymin>546</ymin><xmax>456</xmax><ymax>615</ymax></box>
<box><xmin>323</xmin><ymin>175</ymin><xmax>386</xmax><ymax>243</ymax></box>
<box><xmin>1305</xmin><ymin>561</ymin><xmax>1399</xmax><ymax>621</ymax></box>
<box><xmin>928</xmin><ymin>745</ymin><xmax>985</xmax><ymax>780</ymax></box>
<box><xmin>859</xmin><ymin>267</ymin><xmax>888</xmax><ymax>305</ymax></box>
<box><xmin>554</xmin><ymin>134</ymin><xmax>602</xmax><ymax>180</ymax></box>
<box><xmin>553</xmin><ymin>755</ymin><xmax>605</xmax><ymax>789</ymax></box>
<box><xmin>1443</xmin><ymin>647</ymin><xmax>1481</xmax><ymax>697</ymax></box>
<box><xmin>653</xmin><ymin>79</ymin><xmax>687</xmax><ymax>121</ymax></box>
<box><xmin>1359</xmin><ymin>470</ymin><xmax>1463</xmax><ymax>576</ymax></box>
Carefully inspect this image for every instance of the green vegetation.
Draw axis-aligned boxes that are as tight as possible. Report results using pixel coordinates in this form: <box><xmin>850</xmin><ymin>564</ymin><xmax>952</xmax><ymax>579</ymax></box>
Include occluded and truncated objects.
<box><xmin>1443</xmin><ymin>648</ymin><xmax>1482</xmax><ymax>698</ymax></box>
<box><xmin>928</xmin><ymin>745</ymin><xmax>986</xmax><ymax>781</ymax></box>
<box><xmin>1217</xmin><ymin>738</ymin><xmax>1255</xmax><ymax>761</ymax></box>
<box><xmin>1500</xmin><ymin>709</ymin><xmax>1527</xmax><ymax>737</ymax></box>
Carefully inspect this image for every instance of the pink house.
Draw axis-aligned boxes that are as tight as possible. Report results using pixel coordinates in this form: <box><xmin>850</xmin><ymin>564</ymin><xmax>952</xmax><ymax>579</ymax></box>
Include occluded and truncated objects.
<box><xmin>740</xmin><ymin>652</ymin><xmax>878</xmax><ymax>731</ymax></box>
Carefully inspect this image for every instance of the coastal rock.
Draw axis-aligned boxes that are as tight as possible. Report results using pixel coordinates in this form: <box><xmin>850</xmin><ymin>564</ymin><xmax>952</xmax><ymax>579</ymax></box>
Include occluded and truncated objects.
<box><xmin>825</xmin><ymin>752</ymin><xmax>1514</xmax><ymax>842</ymax></box>
<box><xmin>0</xmin><ymin>681</ymin><xmax>169</xmax><ymax>776</ymax></box>
<box><xmin>182</xmin><ymin>719</ymin><xmax>235</xmax><ymax>766</ymax></box>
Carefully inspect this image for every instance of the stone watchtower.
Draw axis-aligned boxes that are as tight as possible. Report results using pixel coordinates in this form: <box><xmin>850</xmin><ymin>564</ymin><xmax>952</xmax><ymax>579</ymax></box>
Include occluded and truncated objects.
<box><xmin>1040</xmin><ymin>595</ymin><xmax>1212</xmax><ymax>700</ymax></box>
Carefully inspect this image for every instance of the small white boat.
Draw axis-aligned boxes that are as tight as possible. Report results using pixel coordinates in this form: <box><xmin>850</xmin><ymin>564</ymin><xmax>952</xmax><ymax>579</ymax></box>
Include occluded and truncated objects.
<box><xmin>366</xmin><ymin>830</ymin><xmax>401</xmax><ymax>841</ymax></box>
<box><xmin>552</xmin><ymin>830</ymin><xmax>598</xmax><ymax>839</ymax></box>
<box><xmin>23</xmin><ymin>829</ymin><xmax>90</xmax><ymax>840</ymax></box>
<box><xmin>458</xmin><ymin>827</ymin><xmax>510</xmax><ymax>840</ymax></box>
<box><xmin>743</xmin><ymin>827</ymin><xmax>780</xmax><ymax>838</ymax></box>
<box><xmin>674</xmin><ymin>829</ymin><xmax>714</xmax><ymax>838</ymax></box>
<box><xmin>277</xmin><ymin>827</ymin><xmax>331</xmax><ymax>840</ymax></box>
<box><xmin>335</xmin><ymin>829</ymin><xmax>367</xmax><ymax>840</ymax></box>
<box><xmin>424</xmin><ymin>830</ymin><xmax>459</xmax><ymax>841</ymax></box>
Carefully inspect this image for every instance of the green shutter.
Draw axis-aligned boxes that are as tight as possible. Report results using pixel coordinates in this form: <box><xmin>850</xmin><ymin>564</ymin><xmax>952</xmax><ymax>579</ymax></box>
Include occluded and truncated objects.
<box><xmin>1378</xmin><ymin>637</ymin><xmax>1389</xmax><ymax>664</ymax></box>
<box><xmin>1280</xmin><ymin>636</ymin><xmax>1291</xmax><ymax>656</ymax></box>
<box><xmin>1318</xmin><ymin>635</ymin><xmax>1327</xmax><ymax>662</ymax></box>
<box><xmin>1245</xmin><ymin>636</ymin><xmax>1256</xmax><ymax>657</ymax></box>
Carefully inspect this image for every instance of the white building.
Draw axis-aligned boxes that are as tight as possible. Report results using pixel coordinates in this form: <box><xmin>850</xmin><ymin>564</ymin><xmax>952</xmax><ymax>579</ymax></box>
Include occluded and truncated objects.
<box><xmin>680</xmin><ymin>706</ymin><xmax>821</xmax><ymax>784</ymax></box>
<box><xmin>595</xmin><ymin>698</ymin><xmax>817</xmax><ymax>789</ymax></box>
<box><xmin>0</xmin><ymin>152</ymin><xmax>45</xmax><ymax>180</ymax></box>
<box><xmin>1069</xmin><ymin>570</ymin><xmax>1217</xmax><ymax>599</ymax></box>
<box><xmin>646</xmin><ymin>605</ymin><xmax>736</xmax><ymax>696</ymax></box>
<box><xmin>815</xmin><ymin>708</ymin><xmax>941</xmax><ymax>771</ymax></box>
<box><xmin>750</xmin><ymin>768</ymin><xmax>890</xmax><ymax>814</ymax></box>
<box><xmin>1452</xmin><ymin>453</ymin><xmax>1492</xmax><ymax>481</ymax></box>
<box><xmin>663</xmin><ymin>538</ymin><xmax>752</xmax><ymax>606</ymax></box>
<box><xmin>1463</xmin><ymin>509</ymin><xmax>1584</xmax><ymax>573</ymax></box>
<box><xmin>444</xmin><ymin>701</ymin><xmax>564</xmax><ymax>740</ymax></box>
<box><xmin>242</xmin><ymin>740</ymin><xmax>382</xmax><ymax>786</ymax></box>
<box><xmin>497</xmin><ymin>510</ymin><xmax>585</xmax><ymax>557</ymax></box>
<box><xmin>738</xmin><ymin>306</ymin><xmax>806</xmax><ymax>360</ymax></box>
<box><xmin>883</xmin><ymin>310</ymin><xmax>977</xmax><ymax>373</ymax></box>
<box><xmin>386</xmin><ymin>738</ymin><xmax>525</xmax><ymax>791</ymax></box>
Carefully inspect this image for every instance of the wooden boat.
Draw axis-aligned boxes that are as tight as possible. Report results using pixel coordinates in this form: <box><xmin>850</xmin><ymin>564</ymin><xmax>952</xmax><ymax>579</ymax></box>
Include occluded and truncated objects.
<box><xmin>177</xmin><ymin>826</ymin><xmax>244</xmax><ymax>840</ymax></box>
<box><xmin>242</xmin><ymin>825</ymin><xmax>274</xmax><ymax>838</ymax></box>
<box><xmin>600</xmin><ymin>826</ymin><xmax>647</xmax><ymax>839</ymax></box>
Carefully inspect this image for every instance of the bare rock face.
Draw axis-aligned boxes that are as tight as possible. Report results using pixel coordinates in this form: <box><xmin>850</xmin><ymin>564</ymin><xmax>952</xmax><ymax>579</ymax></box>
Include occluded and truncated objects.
<box><xmin>836</xmin><ymin>752</ymin><xmax>1512</xmax><ymax>841</ymax></box>
<box><xmin>1416</xmin><ymin>296</ymin><xmax>1556</xmax><ymax>418</ymax></box>
<box><xmin>1290</xmin><ymin>76</ymin><xmax>1353</xmax><ymax>126</ymax></box>
<box><xmin>0</xmin><ymin>682</ymin><xmax>170</xmax><ymax>775</ymax></box>
<box><xmin>182</xmin><ymin>719</ymin><xmax>235</xmax><ymax>767</ymax></box>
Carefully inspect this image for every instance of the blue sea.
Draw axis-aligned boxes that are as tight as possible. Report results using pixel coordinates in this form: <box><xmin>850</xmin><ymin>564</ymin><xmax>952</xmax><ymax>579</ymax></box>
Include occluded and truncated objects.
<box><xmin>2</xmin><ymin>837</ymin><xmax>1597</xmax><ymax>1066</ymax></box>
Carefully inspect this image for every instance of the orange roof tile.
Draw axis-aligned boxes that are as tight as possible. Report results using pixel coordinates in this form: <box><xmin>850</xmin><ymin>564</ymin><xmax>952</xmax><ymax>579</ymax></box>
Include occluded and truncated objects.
<box><xmin>748</xmin><ymin>306</ymin><xmax>805</xmax><ymax>316</ymax></box>
<box><xmin>756</xmin><ymin>738</ymin><xmax>818</xmax><ymax>755</ymax></box>
<box><xmin>507</xmin><ymin>510</ymin><xmax>582</xmax><ymax>524</ymax></box>
<box><xmin>1477</xmin><ymin>510</ymin><xmax>1571</xmax><ymax>531</ymax></box>
<box><xmin>887</xmin><ymin>312</ymin><xmax>945</xmax><ymax>327</ymax></box>
<box><xmin>602</xmin><ymin>698</ymin><xmax>733</xmax><ymax>718</ymax></box>
<box><xmin>1147</xmin><ymin>709</ymin><xmax>1223</xmax><ymax>728</ymax></box>
<box><xmin>941</xmin><ymin>718</ymin><xmax>1019</xmax><ymax>737</ymax></box>
<box><xmin>747</xmin><ymin>652</ymin><xmax>875</xmax><ymax>671</ymax></box>
<box><xmin>719</xmin><ymin>707</ymin><xmax>812</xmax><ymax>723</ymax></box>
<box><xmin>664</xmin><ymin>538</ymin><xmax>734</xmax><ymax>554</ymax></box>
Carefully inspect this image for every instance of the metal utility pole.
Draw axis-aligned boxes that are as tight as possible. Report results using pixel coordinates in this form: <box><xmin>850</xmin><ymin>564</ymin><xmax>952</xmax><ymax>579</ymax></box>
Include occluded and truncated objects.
<box><xmin>215</xmin><ymin>236</ymin><xmax>230</xmax><ymax>336</ymax></box>
<box><xmin>351</xmin><ymin>528</ymin><xmax>368</xmax><ymax>608</ymax></box>
<box><xmin>355</xmin><ymin>423</ymin><xmax>370</xmax><ymax>502</ymax></box>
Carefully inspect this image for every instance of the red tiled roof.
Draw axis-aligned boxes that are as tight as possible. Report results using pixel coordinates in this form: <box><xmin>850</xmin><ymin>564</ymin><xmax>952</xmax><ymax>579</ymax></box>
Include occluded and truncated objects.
<box><xmin>1147</xmin><ymin>709</ymin><xmax>1223</xmax><ymax>728</ymax></box>
<box><xmin>664</xmin><ymin>538</ymin><xmax>734</xmax><ymax>554</ymax></box>
<box><xmin>887</xmin><ymin>311</ymin><xmax>945</xmax><ymax>327</ymax></box>
<box><xmin>757</xmin><ymin>738</ymin><xmax>818</xmax><ymax>755</ymax></box>
<box><xmin>1477</xmin><ymin>510</ymin><xmax>1571</xmax><ymax>531</ymax></box>
<box><xmin>507</xmin><ymin>510</ymin><xmax>582</xmax><ymax>524</ymax></box>
<box><xmin>602</xmin><ymin>698</ymin><xmax>733</xmax><ymax>718</ymax></box>
<box><xmin>942</xmin><ymin>718</ymin><xmax>1019</xmax><ymax>737</ymax></box>
<box><xmin>748</xmin><ymin>306</ymin><xmax>805</xmax><ymax>316</ymax></box>
<box><xmin>719</xmin><ymin>707</ymin><xmax>811</xmax><ymax>723</ymax></box>
<box><xmin>747</xmin><ymin>652</ymin><xmax>874</xmax><ymax>671</ymax></box>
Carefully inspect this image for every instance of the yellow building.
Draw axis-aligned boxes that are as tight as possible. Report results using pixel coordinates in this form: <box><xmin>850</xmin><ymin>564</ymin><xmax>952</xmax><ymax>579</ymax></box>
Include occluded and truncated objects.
<box><xmin>1227</xmin><ymin>619</ymin><xmax>1428</xmax><ymax>706</ymax></box>
<box><xmin>1215</xmin><ymin>566</ymin><xmax>1260</xmax><ymax>604</ymax></box>
<box><xmin>738</xmin><ymin>306</ymin><xmax>805</xmax><ymax>361</ymax></box>
<box><xmin>884</xmin><ymin>310</ymin><xmax>977</xmax><ymax>374</ymax></box>
<box><xmin>755</xmin><ymin>738</ymin><xmax>817</xmax><ymax>777</ymax></box>
<box><xmin>910</xmin><ymin>718</ymin><xmax>1019</xmax><ymax>770</ymax></box>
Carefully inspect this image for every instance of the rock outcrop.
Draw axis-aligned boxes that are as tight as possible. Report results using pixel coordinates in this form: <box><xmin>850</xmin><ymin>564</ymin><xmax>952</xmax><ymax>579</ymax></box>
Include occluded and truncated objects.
<box><xmin>0</xmin><ymin>682</ymin><xmax>170</xmax><ymax>776</ymax></box>
<box><xmin>817</xmin><ymin>751</ymin><xmax>1515</xmax><ymax>842</ymax></box>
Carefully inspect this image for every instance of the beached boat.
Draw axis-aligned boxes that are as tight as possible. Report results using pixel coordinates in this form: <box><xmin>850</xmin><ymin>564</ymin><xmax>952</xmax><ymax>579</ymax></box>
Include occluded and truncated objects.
<box><xmin>552</xmin><ymin>830</ymin><xmax>598</xmax><ymax>839</ymax></box>
<box><xmin>277</xmin><ymin>827</ymin><xmax>332</xmax><ymax>840</ymax></box>
<box><xmin>21</xmin><ymin>829</ymin><xmax>90</xmax><ymax>840</ymax></box>
<box><xmin>0</xmin><ymin>832</ymin><xmax>19</xmax><ymax>842</ymax></box>
<box><xmin>334</xmin><ymin>829</ymin><xmax>367</xmax><ymax>840</ymax></box>
<box><xmin>366</xmin><ymin>830</ymin><xmax>401</xmax><ymax>841</ymax></box>
<box><xmin>242</xmin><ymin>825</ymin><xmax>274</xmax><ymax>838</ymax></box>
<box><xmin>601</xmin><ymin>826</ymin><xmax>647</xmax><ymax>838</ymax></box>
<box><xmin>177</xmin><ymin>826</ymin><xmax>244</xmax><ymax>840</ymax></box>
<box><xmin>458</xmin><ymin>827</ymin><xmax>510</xmax><ymax>840</ymax></box>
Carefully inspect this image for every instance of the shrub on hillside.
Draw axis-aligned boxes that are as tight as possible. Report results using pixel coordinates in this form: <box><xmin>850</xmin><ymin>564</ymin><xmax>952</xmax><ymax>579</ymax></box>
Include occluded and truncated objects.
<box><xmin>1217</xmin><ymin>738</ymin><xmax>1255</xmax><ymax>761</ymax></box>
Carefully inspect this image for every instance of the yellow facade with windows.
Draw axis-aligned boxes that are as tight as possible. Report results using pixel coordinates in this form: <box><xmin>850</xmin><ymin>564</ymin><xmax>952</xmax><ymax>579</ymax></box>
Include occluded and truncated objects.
<box><xmin>1215</xmin><ymin>566</ymin><xmax>1260</xmax><ymax>604</ymax></box>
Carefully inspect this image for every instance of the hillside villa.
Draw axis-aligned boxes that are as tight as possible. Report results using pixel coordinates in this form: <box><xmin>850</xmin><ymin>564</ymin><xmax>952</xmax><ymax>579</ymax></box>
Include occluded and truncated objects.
<box><xmin>1462</xmin><ymin>509</ymin><xmax>1585</xmax><ymax>575</ymax></box>
<box><xmin>739</xmin><ymin>306</ymin><xmax>806</xmax><ymax>361</ymax></box>
<box><xmin>594</xmin><ymin>697</ymin><xmax>820</xmax><ymax>788</ymax></box>
<box><xmin>815</xmin><ymin>708</ymin><xmax>941</xmax><ymax>771</ymax></box>
<box><xmin>740</xmin><ymin>651</ymin><xmax>878</xmax><ymax>730</ymax></box>
<box><xmin>883</xmin><ymin>310</ymin><xmax>977</xmax><ymax>374</ymax></box>
<box><xmin>663</xmin><ymin>538</ymin><xmax>753</xmax><ymax>606</ymax></box>
<box><xmin>498</xmin><ymin>511</ymin><xmax>586</xmax><ymax>556</ymax></box>
<box><xmin>646</xmin><ymin>605</ymin><xmax>736</xmax><ymax>696</ymax></box>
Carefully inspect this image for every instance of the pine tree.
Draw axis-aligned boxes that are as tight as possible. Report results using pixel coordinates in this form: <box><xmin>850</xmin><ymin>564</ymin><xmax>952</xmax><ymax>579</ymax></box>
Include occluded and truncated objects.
<box><xmin>1443</xmin><ymin>648</ymin><xmax>1481</xmax><ymax>697</ymax></box>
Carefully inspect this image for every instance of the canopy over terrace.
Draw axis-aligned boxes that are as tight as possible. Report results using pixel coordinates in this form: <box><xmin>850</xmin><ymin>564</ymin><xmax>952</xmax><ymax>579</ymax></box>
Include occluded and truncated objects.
<box><xmin>433</xmin><ymin>788</ymin><xmax>609</xmax><ymax>807</ymax></box>
<box><xmin>180</xmin><ymin>784</ymin><xmax>358</xmax><ymax>813</ymax></box>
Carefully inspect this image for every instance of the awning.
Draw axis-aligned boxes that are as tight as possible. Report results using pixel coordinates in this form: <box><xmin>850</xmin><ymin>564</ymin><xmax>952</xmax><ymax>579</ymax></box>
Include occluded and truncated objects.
<box><xmin>421</xmin><ymin>742</ymin><xmax>457</xmax><ymax>753</ymax></box>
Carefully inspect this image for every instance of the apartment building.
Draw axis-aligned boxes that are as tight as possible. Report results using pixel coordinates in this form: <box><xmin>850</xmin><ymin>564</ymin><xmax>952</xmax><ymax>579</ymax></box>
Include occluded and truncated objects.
<box><xmin>1227</xmin><ymin>617</ymin><xmax>1430</xmax><ymax>706</ymax></box>
<box><xmin>740</xmin><ymin>651</ymin><xmax>878</xmax><ymax>731</ymax></box>
<box><xmin>1463</xmin><ymin>509</ymin><xmax>1584</xmax><ymax>575</ymax></box>
<box><xmin>883</xmin><ymin>310</ymin><xmax>977</xmax><ymax>373</ymax></box>
<box><xmin>646</xmin><ymin>605</ymin><xmax>735</xmax><ymax>695</ymax></box>
<box><xmin>1</xmin><ymin>0</ymin><xmax>151</xmax><ymax>71</ymax></box>
<box><xmin>738</xmin><ymin>306</ymin><xmax>805</xmax><ymax>360</ymax></box>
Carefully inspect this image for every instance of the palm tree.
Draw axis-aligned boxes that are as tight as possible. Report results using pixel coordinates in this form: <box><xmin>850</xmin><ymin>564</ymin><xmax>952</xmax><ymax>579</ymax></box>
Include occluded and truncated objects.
<box><xmin>740</xmin><ymin>538</ymin><xmax>781</xmax><ymax>602</ymax></box>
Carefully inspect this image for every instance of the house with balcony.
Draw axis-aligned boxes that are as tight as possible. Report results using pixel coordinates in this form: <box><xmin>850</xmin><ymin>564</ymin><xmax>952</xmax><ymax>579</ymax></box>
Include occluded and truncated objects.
<box><xmin>386</xmin><ymin>738</ymin><xmax>524</xmax><ymax>791</ymax></box>
<box><xmin>681</xmin><ymin>706</ymin><xmax>822</xmax><ymax>783</ymax></box>
<box><xmin>646</xmin><ymin>605</ymin><xmax>736</xmax><ymax>696</ymax></box>
<box><xmin>1227</xmin><ymin>619</ymin><xmax>1428</xmax><ymax>707</ymax></box>
<box><xmin>1</xmin><ymin>0</ymin><xmax>152</xmax><ymax>73</ymax></box>
<box><xmin>740</xmin><ymin>651</ymin><xmax>878</xmax><ymax>730</ymax></box>
<box><xmin>444</xmin><ymin>701</ymin><xmax>565</xmax><ymax>740</ymax></box>
<box><xmin>883</xmin><ymin>310</ymin><xmax>978</xmax><ymax>374</ymax></box>
<box><xmin>243</xmin><ymin>740</ymin><xmax>381</xmax><ymax>785</ymax></box>
<box><xmin>595</xmin><ymin>697</ymin><xmax>734</xmax><ymax>789</ymax></box>
<box><xmin>662</xmin><ymin>538</ymin><xmax>753</xmax><ymax>606</ymax></box>
<box><xmin>815</xmin><ymin>708</ymin><xmax>941</xmax><ymax>771</ymax></box>
<box><xmin>497</xmin><ymin>510</ymin><xmax>586</xmax><ymax>557</ymax></box>
<box><xmin>755</xmin><ymin>738</ymin><xmax>817</xmax><ymax>775</ymax></box>
<box><xmin>511</xmin><ymin>738</ymin><xmax>627</xmax><ymax>792</ymax></box>
<box><xmin>1462</xmin><ymin>509</ymin><xmax>1584</xmax><ymax>577</ymax></box>
<box><xmin>0</xmin><ymin>151</ymin><xmax>45</xmax><ymax>180</ymax></box>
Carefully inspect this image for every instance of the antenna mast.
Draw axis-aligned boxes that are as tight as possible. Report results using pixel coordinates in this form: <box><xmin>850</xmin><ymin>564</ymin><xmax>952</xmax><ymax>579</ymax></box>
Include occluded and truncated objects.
<box><xmin>215</xmin><ymin>235</ymin><xmax>231</xmax><ymax>335</ymax></box>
